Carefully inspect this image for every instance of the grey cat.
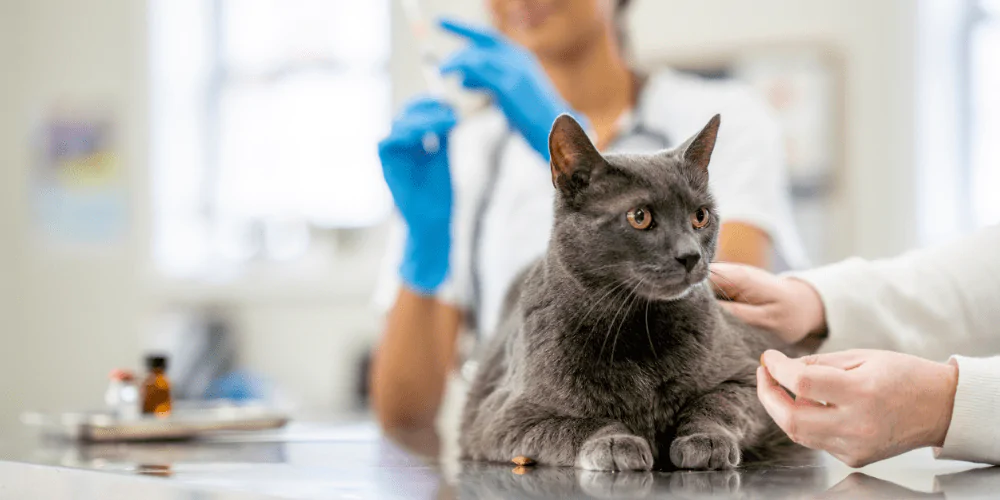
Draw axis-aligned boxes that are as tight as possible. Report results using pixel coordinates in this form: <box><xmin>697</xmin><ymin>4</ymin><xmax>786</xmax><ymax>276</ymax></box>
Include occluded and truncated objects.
<box><xmin>459</xmin><ymin>113</ymin><xmax>797</xmax><ymax>471</ymax></box>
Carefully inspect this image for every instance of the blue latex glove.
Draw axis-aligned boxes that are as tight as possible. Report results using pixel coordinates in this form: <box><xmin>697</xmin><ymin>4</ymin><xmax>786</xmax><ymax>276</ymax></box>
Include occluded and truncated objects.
<box><xmin>439</xmin><ymin>18</ymin><xmax>582</xmax><ymax>162</ymax></box>
<box><xmin>378</xmin><ymin>97</ymin><xmax>458</xmax><ymax>294</ymax></box>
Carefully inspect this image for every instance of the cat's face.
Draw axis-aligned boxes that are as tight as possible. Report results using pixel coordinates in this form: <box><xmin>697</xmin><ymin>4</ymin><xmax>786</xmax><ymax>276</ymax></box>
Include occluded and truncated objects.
<box><xmin>547</xmin><ymin>114</ymin><xmax>721</xmax><ymax>302</ymax></box>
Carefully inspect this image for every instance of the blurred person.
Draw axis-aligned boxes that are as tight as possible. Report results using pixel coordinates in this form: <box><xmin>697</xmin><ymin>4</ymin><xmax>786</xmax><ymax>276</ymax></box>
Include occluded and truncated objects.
<box><xmin>371</xmin><ymin>0</ymin><xmax>807</xmax><ymax>430</ymax></box>
<box><xmin>710</xmin><ymin>224</ymin><xmax>1000</xmax><ymax>467</ymax></box>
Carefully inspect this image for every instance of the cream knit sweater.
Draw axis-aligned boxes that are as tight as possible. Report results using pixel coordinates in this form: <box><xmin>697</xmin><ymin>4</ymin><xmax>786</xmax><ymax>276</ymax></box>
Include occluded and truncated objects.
<box><xmin>795</xmin><ymin>224</ymin><xmax>1000</xmax><ymax>464</ymax></box>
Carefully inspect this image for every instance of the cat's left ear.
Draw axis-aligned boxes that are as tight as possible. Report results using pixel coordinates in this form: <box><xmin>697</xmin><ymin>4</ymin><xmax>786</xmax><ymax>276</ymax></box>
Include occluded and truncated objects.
<box><xmin>549</xmin><ymin>114</ymin><xmax>603</xmax><ymax>194</ymax></box>
<box><xmin>676</xmin><ymin>114</ymin><xmax>721</xmax><ymax>173</ymax></box>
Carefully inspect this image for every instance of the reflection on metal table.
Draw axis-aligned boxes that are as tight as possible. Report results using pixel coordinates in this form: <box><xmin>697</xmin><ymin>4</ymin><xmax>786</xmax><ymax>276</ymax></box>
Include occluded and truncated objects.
<box><xmin>0</xmin><ymin>419</ymin><xmax>997</xmax><ymax>499</ymax></box>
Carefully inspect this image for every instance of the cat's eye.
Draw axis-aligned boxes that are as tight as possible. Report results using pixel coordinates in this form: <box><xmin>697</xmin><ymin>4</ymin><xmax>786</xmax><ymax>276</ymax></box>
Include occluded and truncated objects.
<box><xmin>627</xmin><ymin>207</ymin><xmax>653</xmax><ymax>230</ymax></box>
<box><xmin>691</xmin><ymin>207</ymin><xmax>711</xmax><ymax>229</ymax></box>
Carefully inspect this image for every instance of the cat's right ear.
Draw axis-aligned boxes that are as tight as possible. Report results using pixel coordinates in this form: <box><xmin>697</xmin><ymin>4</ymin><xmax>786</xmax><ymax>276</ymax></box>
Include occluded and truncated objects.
<box><xmin>549</xmin><ymin>114</ymin><xmax>602</xmax><ymax>194</ymax></box>
<box><xmin>676</xmin><ymin>114</ymin><xmax>721</xmax><ymax>173</ymax></box>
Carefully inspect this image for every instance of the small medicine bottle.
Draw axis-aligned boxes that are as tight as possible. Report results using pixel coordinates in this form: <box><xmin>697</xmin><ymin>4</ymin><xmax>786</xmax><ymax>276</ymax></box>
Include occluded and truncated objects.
<box><xmin>141</xmin><ymin>354</ymin><xmax>172</xmax><ymax>417</ymax></box>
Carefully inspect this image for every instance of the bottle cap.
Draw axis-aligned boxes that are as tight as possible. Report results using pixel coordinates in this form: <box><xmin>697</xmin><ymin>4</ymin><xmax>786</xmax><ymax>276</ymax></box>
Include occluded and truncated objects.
<box><xmin>145</xmin><ymin>354</ymin><xmax>168</xmax><ymax>371</ymax></box>
<box><xmin>109</xmin><ymin>369</ymin><xmax>136</xmax><ymax>382</ymax></box>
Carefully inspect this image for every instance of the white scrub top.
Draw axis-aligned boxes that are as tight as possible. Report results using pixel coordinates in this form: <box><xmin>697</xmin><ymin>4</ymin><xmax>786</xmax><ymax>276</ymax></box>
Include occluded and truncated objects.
<box><xmin>375</xmin><ymin>68</ymin><xmax>807</xmax><ymax>337</ymax></box>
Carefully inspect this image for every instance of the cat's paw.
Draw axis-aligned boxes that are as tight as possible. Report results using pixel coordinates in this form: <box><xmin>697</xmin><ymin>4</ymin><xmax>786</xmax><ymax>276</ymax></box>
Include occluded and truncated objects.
<box><xmin>669</xmin><ymin>432</ymin><xmax>741</xmax><ymax>470</ymax></box>
<box><xmin>576</xmin><ymin>434</ymin><xmax>653</xmax><ymax>471</ymax></box>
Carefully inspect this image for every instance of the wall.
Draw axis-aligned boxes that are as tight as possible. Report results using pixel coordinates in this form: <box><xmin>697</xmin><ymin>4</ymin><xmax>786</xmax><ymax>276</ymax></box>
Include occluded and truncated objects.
<box><xmin>0</xmin><ymin>0</ymin><xmax>147</xmax><ymax>426</ymax></box>
<box><xmin>0</xmin><ymin>0</ymin><xmax>18</xmax><ymax>426</ymax></box>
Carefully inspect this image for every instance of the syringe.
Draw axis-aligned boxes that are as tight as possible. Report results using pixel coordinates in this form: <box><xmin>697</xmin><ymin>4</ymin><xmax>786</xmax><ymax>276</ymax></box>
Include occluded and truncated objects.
<box><xmin>400</xmin><ymin>0</ymin><xmax>447</xmax><ymax>97</ymax></box>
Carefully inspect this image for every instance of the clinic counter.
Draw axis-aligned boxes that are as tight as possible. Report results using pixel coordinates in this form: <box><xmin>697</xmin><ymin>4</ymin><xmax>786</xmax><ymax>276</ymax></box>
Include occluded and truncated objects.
<box><xmin>1</xmin><ymin>418</ymin><xmax>998</xmax><ymax>499</ymax></box>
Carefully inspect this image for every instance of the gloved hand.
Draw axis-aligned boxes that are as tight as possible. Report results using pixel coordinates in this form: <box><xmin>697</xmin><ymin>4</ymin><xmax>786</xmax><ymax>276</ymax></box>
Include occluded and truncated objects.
<box><xmin>439</xmin><ymin>18</ymin><xmax>583</xmax><ymax>162</ymax></box>
<box><xmin>378</xmin><ymin>97</ymin><xmax>458</xmax><ymax>294</ymax></box>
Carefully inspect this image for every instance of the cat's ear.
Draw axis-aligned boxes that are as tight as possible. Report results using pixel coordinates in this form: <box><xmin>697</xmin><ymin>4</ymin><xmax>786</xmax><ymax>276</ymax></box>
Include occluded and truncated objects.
<box><xmin>676</xmin><ymin>114</ymin><xmax>721</xmax><ymax>173</ymax></box>
<box><xmin>549</xmin><ymin>114</ymin><xmax>602</xmax><ymax>194</ymax></box>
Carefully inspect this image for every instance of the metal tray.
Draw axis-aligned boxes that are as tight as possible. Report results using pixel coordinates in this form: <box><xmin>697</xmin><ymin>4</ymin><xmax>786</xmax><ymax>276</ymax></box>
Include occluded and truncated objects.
<box><xmin>21</xmin><ymin>405</ymin><xmax>289</xmax><ymax>442</ymax></box>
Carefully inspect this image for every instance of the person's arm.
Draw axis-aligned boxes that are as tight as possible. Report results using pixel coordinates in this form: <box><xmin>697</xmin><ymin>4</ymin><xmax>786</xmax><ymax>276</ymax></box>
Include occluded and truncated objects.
<box><xmin>712</xmin><ymin>224</ymin><xmax>1000</xmax><ymax>358</ymax></box>
<box><xmin>791</xmin><ymin>225</ymin><xmax>1000</xmax><ymax>358</ymax></box>
<box><xmin>717</xmin><ymin>221</ymin><xmax>772</xmax><ymax>269</ymax></box>
<box><xmin>372</xmin><ymin>97</ymin><xmax>462</xmax><ymax>431</ymax></box>
<box><xmin>371</xmin><ymin>289</ymin><xmax>462</xmax><ymax>429</ymax></box>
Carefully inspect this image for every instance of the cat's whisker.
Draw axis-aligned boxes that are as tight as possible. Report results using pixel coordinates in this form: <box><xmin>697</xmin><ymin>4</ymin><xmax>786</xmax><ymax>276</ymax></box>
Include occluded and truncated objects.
<box><xmin>708</xmin><ymin>269</ymin><xmax>763</xmax><ymax>307</ymax></box>
<box><xmin>641</xmin><ymin>279</ymin><xmax>657</xmax><ymax>358</ymax></box>
<box><xmin>609</xmin><ymin>278</ymin><xmax>645</xmax><ymax>365</ymax></box>
<box><xmin>598</xmin><ymin>280</ymin><xmax>636</xmax><ymax>363</ymax></box>
<box><xmin>576</xmin><ymin>279</ymin><xmax>628</xmax><ymax>327</ymax></box>
<box><xmin>576</xmin><ymin>281</ymin><xmax>626</xmax><ymax>327</ymax></box>
<box><xmin>578</xmin><ymin>280</ymin><xmax>631</xmax><ymax>354</ymax></box>
<box><xmin>579</xmin><ymin>262</ymin><xmax>626</xmax><ymax>274</ymax></box>
<box><xmin>607</xmin><ymin>279</ymin><xmax>641</xmax><ymax>364</ymax></box>
<box><xmin>708</xmin><ymin>276</ymin><xmax>734</xmax><ymax>303</ymax></box>
<box><xmin>596</xmin><ymin>296</ymin><xmax>623</xmax><ymax>363</ymax></box>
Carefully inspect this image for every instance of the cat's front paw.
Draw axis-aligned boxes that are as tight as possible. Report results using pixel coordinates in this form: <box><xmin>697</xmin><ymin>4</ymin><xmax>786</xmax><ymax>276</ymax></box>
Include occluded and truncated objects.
<box><xmin>669</xmin><ymin>432</ymin><xmax>741</xmax><ymax>470</ymax></box>
<box><xmin>576</xmin><ymin>434</ymin><xmax>653</xmax><ymax>471</ymax></box>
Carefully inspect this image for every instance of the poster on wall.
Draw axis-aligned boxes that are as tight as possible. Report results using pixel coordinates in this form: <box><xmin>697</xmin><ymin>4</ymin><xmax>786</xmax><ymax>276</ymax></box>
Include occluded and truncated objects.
<box><xmin>32</xmin><ymin>107</ymin><xmax>128</xmax><ymax>249</ymax></box>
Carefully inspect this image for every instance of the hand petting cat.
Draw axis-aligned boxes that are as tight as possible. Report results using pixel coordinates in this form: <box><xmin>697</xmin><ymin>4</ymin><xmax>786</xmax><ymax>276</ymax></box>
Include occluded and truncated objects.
<box><xmin>710</xmin><ymin>262</ymin><xmax>826</xmax><ymax>345</ymax></box>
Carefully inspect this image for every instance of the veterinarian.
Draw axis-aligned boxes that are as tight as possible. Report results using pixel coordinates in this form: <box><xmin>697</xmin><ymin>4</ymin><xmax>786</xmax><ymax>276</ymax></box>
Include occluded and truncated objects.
<box><xmin>371</xmin><ymin>0</ymin><xmax>806</xmax><ymax>430</ymax></box>
<box><xmin>711</xmin><ymin>224</ymin><xmax>1000</xmax><ymax>467</ymax></box>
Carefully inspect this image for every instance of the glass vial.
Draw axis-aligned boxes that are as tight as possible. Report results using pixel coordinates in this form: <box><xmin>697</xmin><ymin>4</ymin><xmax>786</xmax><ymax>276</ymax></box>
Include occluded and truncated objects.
<box><xmin>105</xmin><ymin>369</ymin><xmax>140</xmax><ymax>419</ymax></box>
<box><xmin>141</xmin><ymin>354</ymin><xmax>172</xmax><ymax>417</ymax></box>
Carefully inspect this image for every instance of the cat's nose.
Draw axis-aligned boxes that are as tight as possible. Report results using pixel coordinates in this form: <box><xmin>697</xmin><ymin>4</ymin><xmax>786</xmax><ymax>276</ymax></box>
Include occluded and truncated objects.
<box><xmin>676</xmin><ymin>252</ymin><xmax>701</xmax><ymax>273</ymax></box>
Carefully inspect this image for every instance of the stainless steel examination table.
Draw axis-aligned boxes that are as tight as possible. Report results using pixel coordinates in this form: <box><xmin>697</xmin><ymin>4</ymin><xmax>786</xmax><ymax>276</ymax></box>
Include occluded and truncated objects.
<box><xmin>0</xmin><ymin>418</ymin><xmax>997</xmax><ymax>499</ymax></box>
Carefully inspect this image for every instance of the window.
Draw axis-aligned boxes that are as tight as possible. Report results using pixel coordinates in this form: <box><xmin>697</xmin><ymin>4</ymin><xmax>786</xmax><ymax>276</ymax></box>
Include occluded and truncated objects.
<box><xmin>916</xmin><ymin>0</ymin><xmax>997</xmax><ymax>245</ymax></box>
<box><xmin>969</xmin><ymin>0</ymin><xmax>1000</xmax><ymax>227</ymax></box>
<box><xmin>150</xmin><ymin>0</ymin><xmax>391</xmax><ymax>277</ymax></box>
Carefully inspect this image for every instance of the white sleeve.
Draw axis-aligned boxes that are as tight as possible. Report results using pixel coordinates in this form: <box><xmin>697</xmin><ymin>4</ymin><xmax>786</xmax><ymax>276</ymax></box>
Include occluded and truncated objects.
<box><xmin>791</xmin><ymin>224</ymin><xmax>1000</xmax><ymax>360</ymax></box>
<box><xmin>707</xmin><ymin>88</ymin><xmax>808</xmax><ymax>269</ymax></box>
<box><xmin>934</xmin><ymin>355</ymin><xmax>1000</xmax><ymax>465</ymax></box>
<box><xmin>792</xmin><ymin>225</ymin><xmax>1000</xmax><ymax>465</ymax></box>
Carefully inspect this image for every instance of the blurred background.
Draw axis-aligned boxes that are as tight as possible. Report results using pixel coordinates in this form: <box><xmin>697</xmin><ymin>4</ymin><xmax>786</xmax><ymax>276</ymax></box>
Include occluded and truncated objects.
<box><xmin>0</xmin><ymin>0</ymin><xmax>997</xmax><ymax>428</ymax></box>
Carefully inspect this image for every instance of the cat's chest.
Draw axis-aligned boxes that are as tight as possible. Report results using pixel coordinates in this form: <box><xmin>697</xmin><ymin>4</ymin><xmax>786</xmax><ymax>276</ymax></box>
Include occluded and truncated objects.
<box><xmin>543</xmin><ymin>357</ymin><xmax>701</xmax><ymax>423</ymax></box>
<box><xmin>519</xmin><ymin>296</ymin><xmax>727</xmax><ymax>420</ymax></box>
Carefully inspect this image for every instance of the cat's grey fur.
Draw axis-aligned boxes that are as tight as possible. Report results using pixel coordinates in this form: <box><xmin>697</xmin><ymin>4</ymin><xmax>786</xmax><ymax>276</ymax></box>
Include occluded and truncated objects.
<box><xmin>459</xmin><ymin>114</ymin><xmax>797</xmax><ymax>471</ymax></box>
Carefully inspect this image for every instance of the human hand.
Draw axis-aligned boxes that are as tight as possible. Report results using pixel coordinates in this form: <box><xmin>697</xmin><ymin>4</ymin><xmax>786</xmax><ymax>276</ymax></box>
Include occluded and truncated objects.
<box><xmin>757</xmin><ymin>349</ymin><xmax>959</xmax><ymax>468</ymax></box>
<box><xmin>378</xmin><ymin>97</ymin><xmax>458</xmax><ymax>294</ymax></box>
<box><xmin>438</xmin><ymin>18</ymin><xmax>582</xmax><ymax>161</ymax></box>
<box><xmin>710</xmin><ymin>262</ymin><xmax>827</xmax><ymax>344</ymax></box>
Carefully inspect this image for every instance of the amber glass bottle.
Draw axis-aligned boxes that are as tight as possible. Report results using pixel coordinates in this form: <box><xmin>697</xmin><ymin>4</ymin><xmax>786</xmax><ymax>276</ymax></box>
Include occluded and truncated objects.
<box><xmin>141</xmin><ymin>355</ymin><xmax>172</xmax><ymax>417</ymax></box>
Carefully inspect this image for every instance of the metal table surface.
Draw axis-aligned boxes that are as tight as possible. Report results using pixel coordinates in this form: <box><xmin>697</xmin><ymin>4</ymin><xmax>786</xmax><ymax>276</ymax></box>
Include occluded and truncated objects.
<box><xmin>0</xmin><ymin>419</ymin><xmax>997</xmax><ymax>499</ymax></box>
